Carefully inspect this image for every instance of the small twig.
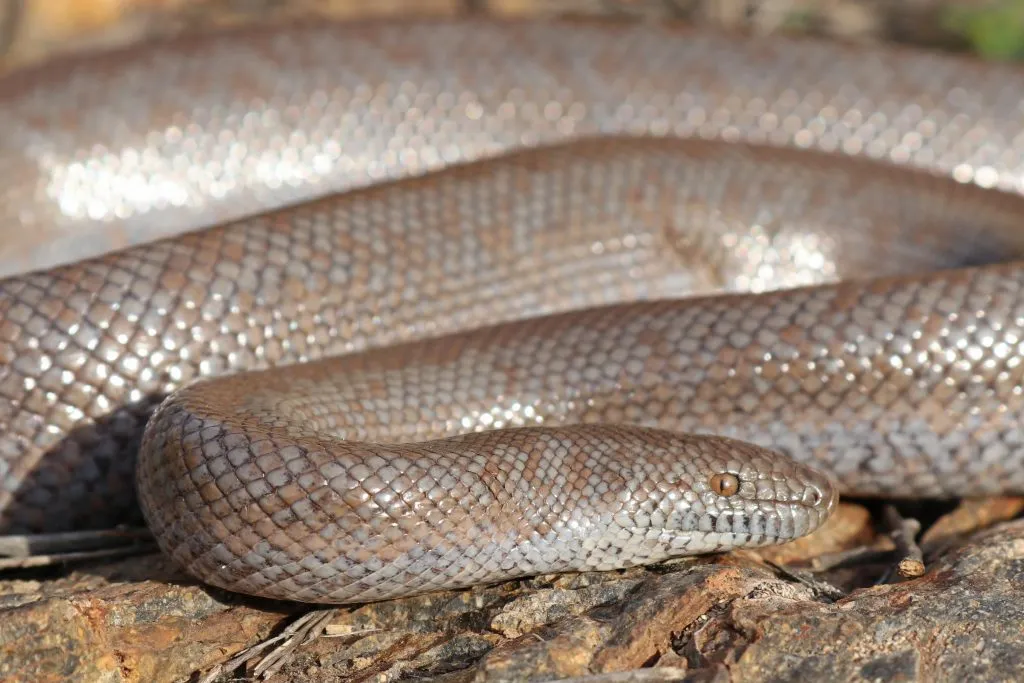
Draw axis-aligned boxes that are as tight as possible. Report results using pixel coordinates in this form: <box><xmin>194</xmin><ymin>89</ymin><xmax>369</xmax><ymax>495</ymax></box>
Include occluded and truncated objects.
<box><xmin>199</xmin><ymin>608</ymin><xmax>348</xmax><ymax>683</ymax></box>
<box><xmin>323</xmin><ymin>623</ymin><xmax>381</xmax><ymax>638</ymax></box>
<box><xmin>253</xmin><ymin>609</ymin><xmax>338</xmax><ymax>679</ymax></box>
<box><xmin>0</xmin><ymin>528</ymin><xmax>153</xmax><ymax>557</ymax></box>
<box><xmin>761</xmin><ymin>559</ymin><xmax>846</xmax><ymax>600</ymax></box>
<box><xmin>0</xmin><ymin>528</ymin><xmax>156</xmax><ymax>569</ymax></box>
<box><xmin>809</xmin><ymin>546</ymin><xmax>897</xmax><ymax>572</ymax></box>
<box><xmin>880</xmin><ymin>505</ymin><xmax>925</xmax><ymax>582</ymax></box>
<box><xmin>0</xmin><ymin>544</ymin><xmax>157</xmax><ymax>569</ymax></box>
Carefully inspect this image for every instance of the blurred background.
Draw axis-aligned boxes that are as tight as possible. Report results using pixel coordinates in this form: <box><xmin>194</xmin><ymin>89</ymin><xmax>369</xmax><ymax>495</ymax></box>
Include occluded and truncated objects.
<box><xmin>3</xmin><ymin>0</ymin><xmax>1024</xmax><ymax>74</ymax></box>
<box><xmin>1</xmin><ymin>0</ymin><xmax>1022</xmax><ymax>278</ymax></box>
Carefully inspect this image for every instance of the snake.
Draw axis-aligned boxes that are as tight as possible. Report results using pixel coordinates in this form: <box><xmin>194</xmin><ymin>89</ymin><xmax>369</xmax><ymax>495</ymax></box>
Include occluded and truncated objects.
<box><xmin>2</xmin><ymin>17</ymin><xmax>1024</xmax><ymax>605</ymax></box>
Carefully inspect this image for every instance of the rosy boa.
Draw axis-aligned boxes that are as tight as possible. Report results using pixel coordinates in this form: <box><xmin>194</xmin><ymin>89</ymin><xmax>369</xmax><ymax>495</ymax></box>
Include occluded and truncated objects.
<box><xmin>2</xmin><ymin>18</ymin><xmax>1024</xmax><ymax>604</ymax></box>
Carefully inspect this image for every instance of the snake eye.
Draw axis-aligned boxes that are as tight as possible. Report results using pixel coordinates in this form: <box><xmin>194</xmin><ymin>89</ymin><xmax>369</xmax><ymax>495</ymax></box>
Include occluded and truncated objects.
<box><xmin>709</xmin><ymin>473</ymin><xmax>740</xmax><ymax>497</ymax></box>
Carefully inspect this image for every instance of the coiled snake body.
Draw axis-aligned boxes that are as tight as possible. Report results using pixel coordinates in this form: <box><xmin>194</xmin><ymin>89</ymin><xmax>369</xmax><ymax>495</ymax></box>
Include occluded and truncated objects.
<box><xmin>2</xmin><ymin>18</ymin><xmax>1024</xmax><ymax>604</ymax></box>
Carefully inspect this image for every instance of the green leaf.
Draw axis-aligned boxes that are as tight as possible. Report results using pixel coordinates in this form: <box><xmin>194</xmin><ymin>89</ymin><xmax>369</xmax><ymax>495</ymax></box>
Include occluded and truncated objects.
<box><xmin>943</xmin><ymin>0</ymin><xmax>1024</xmax><ymax>60</ymax></box>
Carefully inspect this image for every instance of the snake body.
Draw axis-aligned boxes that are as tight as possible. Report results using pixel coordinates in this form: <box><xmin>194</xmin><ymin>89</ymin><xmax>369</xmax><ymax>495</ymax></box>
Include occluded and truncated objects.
<box><xmin>3</xmin><ymin>18</ymin><xmax>1024</xmax><ymax>603</ymax></box>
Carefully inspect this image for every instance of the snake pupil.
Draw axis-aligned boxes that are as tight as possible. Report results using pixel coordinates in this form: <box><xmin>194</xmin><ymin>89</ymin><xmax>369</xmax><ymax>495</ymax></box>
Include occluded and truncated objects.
<box><xmin>710</xmin><ymin>473</ymin><xmax>740</xmax><ymax>497</ymax></box>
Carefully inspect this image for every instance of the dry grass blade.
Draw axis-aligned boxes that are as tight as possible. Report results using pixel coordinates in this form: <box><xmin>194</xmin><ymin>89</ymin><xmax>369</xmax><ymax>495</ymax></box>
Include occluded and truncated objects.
<box><xmin>198</xmin><ymin>608</ymin><xmax>342</xmax><ymax>683</ymax></box>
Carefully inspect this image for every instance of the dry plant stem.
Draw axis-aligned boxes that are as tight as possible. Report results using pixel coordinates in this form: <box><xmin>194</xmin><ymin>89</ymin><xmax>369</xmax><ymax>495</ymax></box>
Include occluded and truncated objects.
<box><xmin>881</xmin><ymin>505</ymin><xmax>925</xmax><ymax>581</ymax></box>
<box><xmin>198</xmin><ymin>608</ymin><xmax>341</xmax><ymax>683</ymax></box>
<box><xmin>0</xmin><ymin>528</ymin><xmax>152</xmax><ymax>557</ymax></box>
<box><xmin>0</xmin><ymin>527</ymin><xmax>156</xmax><ymax>569</ymax></box>
<box><xmin>810</xmin><ymin>546</ymin><xmax>897</xmax><ymax>572</ymax></box>
<box><xmin>0</xmin><ymin>544</ymin><xmax>156</xmax><ymax>569</ymax></box>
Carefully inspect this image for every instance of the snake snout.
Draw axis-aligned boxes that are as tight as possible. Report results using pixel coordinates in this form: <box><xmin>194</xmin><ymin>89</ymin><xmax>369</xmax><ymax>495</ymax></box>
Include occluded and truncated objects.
<box><xmin>796</xmin><ymin>461</ymin><xmax>839</xmax><ymax>525</ymax></box>
<box><xmin>769</xmin><ymin>462</ymin><xmax>838</xmax><ymax>545</ymax></box>
<box><xmin>802</xmin><ymin>471</ymin><xmax>838</xmax><ymax>514</ymax></box>
<box><xmin>771</xmin><ymin>457</ymin><xmax>839</xmax><ymax>536</ymax></box>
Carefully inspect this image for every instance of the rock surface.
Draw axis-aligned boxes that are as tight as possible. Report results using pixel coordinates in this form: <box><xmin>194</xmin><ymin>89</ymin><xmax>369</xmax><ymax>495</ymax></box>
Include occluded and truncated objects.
<box><xmin>3</xmin><ymin>500</ymin><xmax>1024</xmax><ymax>682</ymax></box>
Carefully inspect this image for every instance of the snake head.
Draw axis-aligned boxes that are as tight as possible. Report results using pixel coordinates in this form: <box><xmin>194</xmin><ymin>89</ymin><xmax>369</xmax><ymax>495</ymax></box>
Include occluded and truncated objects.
<box><xmin>585</xmin><ymin>427</ymin><xmax>838</xmax><ymax>565</ymax></box>
<box><xmin>689</xmin><ymin>438</ymin><xmax>836</xmax><ymax>553</ymax></box>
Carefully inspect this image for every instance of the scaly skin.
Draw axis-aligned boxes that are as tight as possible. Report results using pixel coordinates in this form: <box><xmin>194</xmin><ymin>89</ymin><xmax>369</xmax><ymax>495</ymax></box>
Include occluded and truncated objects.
<box><xmin>2</xmin><ymin>19</ymin><xmax>1024</xmax><ymax>603</ymax></box>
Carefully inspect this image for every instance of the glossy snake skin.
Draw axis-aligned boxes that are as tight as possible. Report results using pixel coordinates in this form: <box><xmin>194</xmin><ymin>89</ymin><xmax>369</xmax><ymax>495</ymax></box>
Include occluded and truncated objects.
<box><xmin>3</xmin><ymin>18</ymin><xmax>1024</xmax><ymax>603</ymax></box>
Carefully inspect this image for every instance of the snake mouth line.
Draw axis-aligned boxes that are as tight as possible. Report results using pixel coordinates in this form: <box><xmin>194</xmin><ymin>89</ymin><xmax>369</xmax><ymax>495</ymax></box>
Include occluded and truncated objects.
<box><xmin>700</xmin><ymin>504</ymin><xmax>829</xmax><ymax>541</ymax></box>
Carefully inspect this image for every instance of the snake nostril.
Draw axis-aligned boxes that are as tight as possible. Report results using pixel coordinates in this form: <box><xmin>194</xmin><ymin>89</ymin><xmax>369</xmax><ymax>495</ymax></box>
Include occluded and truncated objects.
<box><xmin>804</xmin><ymin>486</ymin><xmax>823</xmax><ymax>507</ymax></box>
